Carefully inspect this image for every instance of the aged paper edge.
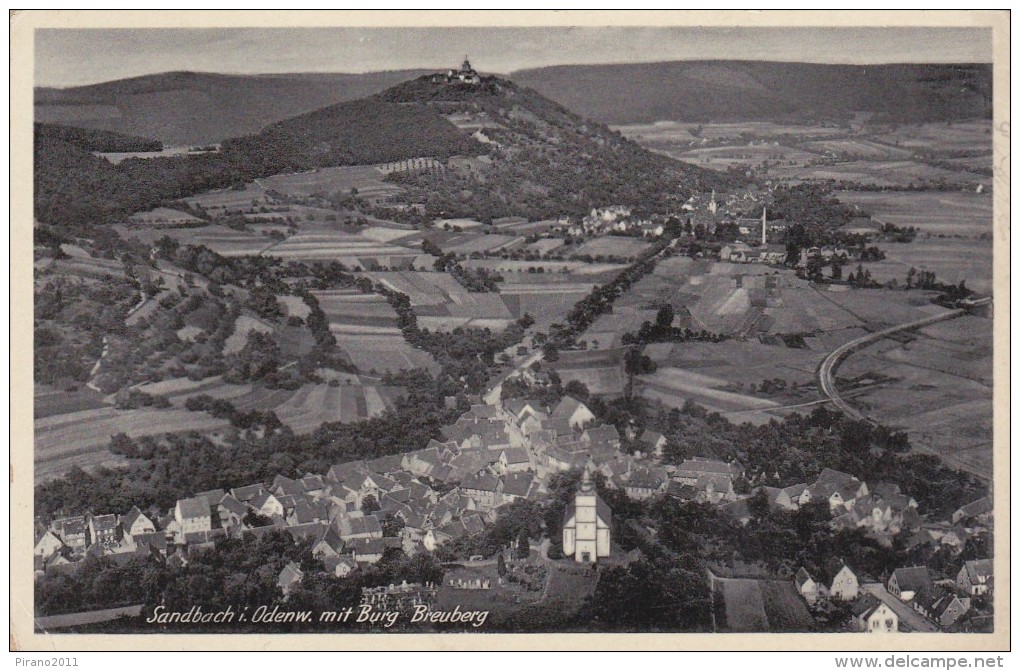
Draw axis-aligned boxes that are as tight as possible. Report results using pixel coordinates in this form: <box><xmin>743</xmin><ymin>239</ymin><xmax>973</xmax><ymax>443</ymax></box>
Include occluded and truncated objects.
<box><xmin>9</xmin><ymin>9</ymin><xmax>1010</xmax><ymax>652</ymax></box>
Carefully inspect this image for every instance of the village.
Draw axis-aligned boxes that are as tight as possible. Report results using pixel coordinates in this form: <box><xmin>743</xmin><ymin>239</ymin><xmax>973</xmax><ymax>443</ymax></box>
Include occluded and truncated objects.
<box><xmin>34</xmin><ymin>385</ymin><xmax>994</xmax><ymax>633</ymax></box>
<box><xmin>26</xmin><ymin>45</ymin><xmax>998</xmax><ymax>640</ymax></box>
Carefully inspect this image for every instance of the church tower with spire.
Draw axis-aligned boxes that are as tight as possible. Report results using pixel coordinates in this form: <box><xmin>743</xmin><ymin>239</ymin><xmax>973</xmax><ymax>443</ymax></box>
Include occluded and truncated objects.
<box><xmin>562</xmin><ymin>462</ymin><xmax>612</xmax><ymax>563</ymax></box>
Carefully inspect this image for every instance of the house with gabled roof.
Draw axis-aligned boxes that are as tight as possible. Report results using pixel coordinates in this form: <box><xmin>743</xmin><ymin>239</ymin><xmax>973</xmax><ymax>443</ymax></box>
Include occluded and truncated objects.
<box><xmin>403</xmin><ymin>448</ymin><xmax>443</xmax><ymax>477</ymax></box>
<box><xmin>326</xmin><ymin>461</ymin><xmax>368</xmax><ymax>486</ymax></box>
<box><xmin>230</xmin><ymin>483</ymin><xmax>266</xmax><ymax>504</ymax></box>
<box><xmin>290</xmin><ymin>499</ymin><xmax>325</xmax><ymax>526</ymax></box>
<box><xmin>504</xmin><ymin>398</ymin><xmax>547</xmax><ymax>423</ymax></box>
<box><xmin>88</xmin><ymin>514</ymin><xmax>119</xmax><ymax>546</ymax></box>
<box><xmin>174</xmin><ymin>497</ymin><xmax>212</xmax><ymax>535</ymax></box>
<box><xmin>301</xmin><ymin>475</ymin><xmax>325</xmax><ymax>496</ymax></box>
<box><xmin>775</xmin><ymin>484</ymin><xmax>807</xmax><ymax>511</ymax></box>
<box><xmin>952</xmin><ymin>496</ymin><xmax>993</xmax><ymax>526</ymax></box>
<box><xmin>623</xmin><ymin>469</ymin><xmax>667</xmax><ymax>500</ymax></box>
<box><xmin>349</xmin><ymin>536</ymin><xmax>401</xmax><ymax>564</ymax></box>
<box><xmin>461</xmin><ymin>472</ymin><xmax>503</xmax><ymax>509</ymax></box>
<box><xmin>428</xmin><ymin>464</ymin><xmax>456</xmax><ymax>484</ymax></box>
<box><xmin>826</xmin><ymin>562</ymin><xmax>860</xmax><ymax>601</ymax></box>
<box><xmin>551</xmin><ymin>396</ymin><xmax>595</xmax><ymax>429</ymax></box>
<box><xmin>957</xmin><ymin>559</ymin><xmax>993</xmax><ymax>596</ymax></box>
<box><xmin>795</xmin><ymin>567</ymin><xmax>819</xmax><ymax>604</ymax></box>
<box><xmin>542</xmin><ymin>416</ymin><xmax>576</xmax><ymax>437</ymax></box>
<box><xmin>498</xmin><ymin>447</ymin><xmax>532</xmax><ymax>474</ymax></box>
<box><xmin>278</xmin><ymin>562</ymin><xmax>303</xmax><ymax>597</ymax></box>
<box><xmin>582</xmin><ymin>424</ymin><xmax>621</xmax><ymax>448</ymax></box>
<box><xmin>324</xmin><ymin>554</ymin><xmax>358</xmax><ymax>578</ymax></box>
<box><xmin>929</xmin><ymin>591</ymin><xmax>971</xmax><ymax>629</ymax></box>
<box><xmin>51</xmin><ymin>517</ymin><xmax>89</xmax><ymax>552</ymax></box>
<box><xmin>286</xmin><ymin>521</ymin><xmax>330</xmax><ymax>545</ymax></box>
<box><xmin>501</xmin><ymin>472</ymin><xmax>536</xmax><ymax>504</ymax></box>
<box><xmin>462</xmin><ymin>514</ymin><xmax>486</xmax><ymax>537</ymax></box>
<box><xmin>250</xmin><ymin>491</ymin><xmax>286</xmax><ymax>519</ymax></box>
<box><xmin>183</xmin><ymin>528</ymin><xmax>227</xmax><ymax>550</ymax></box>
<box><xmin>888</xmin><ymin>566</ymin><xmax>933</xmax><ymax>602</ymax></box>
<box><xmin>339</xmin><ymin>514</ymin><xmax>383</xmax><ymax>541</ymax></box>
<box><xmin>520</xmin><ymin>414</ymin><xmax>546</xmax><ymax>437</ymax></box>
<box><xmin>271</xmin><ymin>474</ymin><xmax>307</xmax><ymax>498</ymax></box>
<box><xmin>852</xmin><ymin>594</ymin><xmax>898</xmax><ymax>633</ymax></box>
<box><xmin>217</xmin><ymin>494</ymin><xmax>249</xmax><ymax>529</ymax></box>
<box><xmin>312</xmin><ymin>525</ymin><xmax>345</xmax><ymax>558</ymax></box>
<box><xmin>130</xmin><ymin>531</ymin><xmax>168</xmax><ymax>556</ymax></box>
<box><xmin>675</xmin><ymin>458</ymin><xmax>743</xmax><ymax>486</ymax></box>
<box><xmin>546</xmin><ymin>446</ymin><xmax>584</xmax><ymax>472</ymax></box>
<box><xmin>34</xmin><ymin>529</ymin><xmax>64</xmax><ymax>559</ymax></box>
<box><xmin>638</xmin><ymin>429</ymin><xmax>667</xmax><ymax>457</ymax></box>
<box><xmin>121</xmin><ymin>506</ymin><xmax>156</xmax><ymax>540</ymax></box>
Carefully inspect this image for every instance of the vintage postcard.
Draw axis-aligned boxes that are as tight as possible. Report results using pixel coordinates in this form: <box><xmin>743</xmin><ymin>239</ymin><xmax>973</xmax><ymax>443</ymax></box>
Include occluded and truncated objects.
<box><xmin>10</xmin><ymin>10</ymin><xmax>1010</xmax><ymax>652</ymax></box>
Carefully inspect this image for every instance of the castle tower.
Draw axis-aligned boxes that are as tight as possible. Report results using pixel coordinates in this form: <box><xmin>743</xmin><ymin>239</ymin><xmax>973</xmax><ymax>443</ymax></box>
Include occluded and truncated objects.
<box><xmin>562</xmin><ymin>463</ymin><xmax>611</xmax><ymax>563</ymax></box>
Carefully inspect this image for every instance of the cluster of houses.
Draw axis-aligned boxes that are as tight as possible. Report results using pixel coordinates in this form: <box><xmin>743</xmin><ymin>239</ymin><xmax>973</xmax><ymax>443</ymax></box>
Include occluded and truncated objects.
<box><xmin>674</xmin><ymin>463</ymin><xmax>994</xmax><ymax>633</ymax></box>
<box><xmin>567</xmin><ymin>206</ymin><xmax>664</xmax><ymax>238</ymax></box>
<box><xmin>791</xmin><ymin>555</ymin><xmax>994</xmax><ymax>634</ymax></box>
<box><xmin>34</xmin><ymin>390</ymin><xmax>995</xmax><ymax>633</ymax></box>
<box><xmin>34</xmin><ymin>396</ymin><xmax>654</xmax><ymax>581</ymax></box>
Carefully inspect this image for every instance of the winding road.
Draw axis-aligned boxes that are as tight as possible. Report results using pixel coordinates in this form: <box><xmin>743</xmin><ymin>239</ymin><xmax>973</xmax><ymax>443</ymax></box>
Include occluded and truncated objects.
<box><xmin>816</xmin><ymin>307</ymin><xmax>969</xmax><ymax>421</ymax></box>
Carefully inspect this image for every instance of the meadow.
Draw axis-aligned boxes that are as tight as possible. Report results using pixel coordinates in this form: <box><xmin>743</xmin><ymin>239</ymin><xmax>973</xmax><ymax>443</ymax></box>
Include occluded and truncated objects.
<box><xmin>572</xmin><ymin>237</ymin><xmax>652</xmax><ymax>259</ymax></box>
<box><xmin>769</xmin><ymin>160</ymin><xmax>984</xmax><ymax>189</ymax></box>
<box><xmin>35</xmin><ymin>406</ymin><xmax>231</xmax><ymax>482</ymax></box>
<box><xmin>260</xmin><ymin>165</ymin><xmax>405</xmax><ymax>202</ymax></box>
<box><xmin>835</xmin><ymin>313</ymin><xmax>993</xmax><ymax>478</ymax></box>
<box><xmin>837</xmin><ymin>190</ymin><xmax>993</xmax><ymax>238</ymax></box>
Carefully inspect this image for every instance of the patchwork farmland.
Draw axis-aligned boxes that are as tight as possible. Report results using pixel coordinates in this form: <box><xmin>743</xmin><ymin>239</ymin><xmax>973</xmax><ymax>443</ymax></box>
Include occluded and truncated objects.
<box><xmin>310</xmin><ymin>288</ymin><xmax>439</xmax><ymax>373</ymax></box>
<box><xmin>136</xmin><ymin>375</ymin><xmax>405</xmax><ymax>435</ymax></box>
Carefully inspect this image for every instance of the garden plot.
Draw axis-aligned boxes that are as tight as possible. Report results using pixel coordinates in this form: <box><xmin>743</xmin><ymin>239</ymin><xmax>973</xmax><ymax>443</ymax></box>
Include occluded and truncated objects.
<box><xmin>263</xmin><ymin>231</ymin><xmax>418</xmax><ymax>263</ymax></box>
<box><xmin>260</xmin><ymin>165</ymin><xmax>405</xmax><ymax>202</ymax></box>
<box><xmin>572</xmin><ymin>237</ymin><xmax>652</xmax><ymax>259</ymax></box>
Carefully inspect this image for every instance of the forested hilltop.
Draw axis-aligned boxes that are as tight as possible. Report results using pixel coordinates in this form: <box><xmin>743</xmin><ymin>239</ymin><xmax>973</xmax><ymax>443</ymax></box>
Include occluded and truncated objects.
<box><xmin>34</xmin><ymin>74</ymin><xmax>738</xmax><ymax>230</ymax></box>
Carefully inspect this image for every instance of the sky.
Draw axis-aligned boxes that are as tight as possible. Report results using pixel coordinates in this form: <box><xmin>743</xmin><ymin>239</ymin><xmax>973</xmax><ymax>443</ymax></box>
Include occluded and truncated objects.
<box><xmin>35</xmin><ymin>26</ymin><xmax>992</xmax><ymax>88</ymax></box>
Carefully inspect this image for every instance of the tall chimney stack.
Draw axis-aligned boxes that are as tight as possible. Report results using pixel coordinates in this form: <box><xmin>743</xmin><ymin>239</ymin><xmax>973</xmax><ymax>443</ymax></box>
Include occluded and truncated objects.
<box><xmin>761</xmin><ymin>206</ymin><xmax>767</xmax><ymax>246</ymax></box>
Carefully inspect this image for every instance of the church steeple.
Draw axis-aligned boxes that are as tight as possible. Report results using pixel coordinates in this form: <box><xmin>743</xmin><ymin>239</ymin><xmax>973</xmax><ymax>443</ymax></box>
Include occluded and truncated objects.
<box><xmin>563</xmin><ymin>460</ymin><xmax>611</xmax><ymax>563</ymax></box>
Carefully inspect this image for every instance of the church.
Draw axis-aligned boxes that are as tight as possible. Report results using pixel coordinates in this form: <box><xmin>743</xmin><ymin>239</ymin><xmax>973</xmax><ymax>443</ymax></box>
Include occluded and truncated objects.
<box><xmin>562</xmin><ymin>465</ymin><xmax>612</xmax><ymax>563</ymax></box>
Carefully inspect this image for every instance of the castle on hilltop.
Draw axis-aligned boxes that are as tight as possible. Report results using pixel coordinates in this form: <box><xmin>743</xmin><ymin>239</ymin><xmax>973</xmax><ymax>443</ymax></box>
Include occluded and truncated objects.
<box><xmin>431</xmin><ymin>57</ymin><xmax>481</xmax><ymax>85</ymax></box>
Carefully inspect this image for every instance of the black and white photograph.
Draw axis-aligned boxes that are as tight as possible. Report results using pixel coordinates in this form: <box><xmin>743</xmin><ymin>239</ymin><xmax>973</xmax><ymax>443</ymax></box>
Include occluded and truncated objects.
<box><xmin>11</xmin><ymin>10</ymin><xmax>1009</xmax><ymax>651</ymax></box>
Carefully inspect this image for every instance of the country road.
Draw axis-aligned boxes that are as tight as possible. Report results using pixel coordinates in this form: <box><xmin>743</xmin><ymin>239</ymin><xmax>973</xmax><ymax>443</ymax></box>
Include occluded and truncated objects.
<box><xmin>816</xmin><ymin>307</ymin><xmax>967</xmax><ymax>421</ymax></box>
<box><xmin>484</xmin><ymin>348</ymin><xmax>544</xmax><ymax>406</ymax></box>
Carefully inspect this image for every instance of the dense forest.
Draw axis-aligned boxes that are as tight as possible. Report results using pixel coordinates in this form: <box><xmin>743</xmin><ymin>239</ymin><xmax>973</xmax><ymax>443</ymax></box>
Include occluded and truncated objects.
<box><xmin>34</xmin><ymin>123</ymin><xmax>162</xmax><ymax>152</ymax></box>
<box><xmin>512</xmin><ymin>61</ymin><xmax>993</xmax><ymax>125</ymax></box>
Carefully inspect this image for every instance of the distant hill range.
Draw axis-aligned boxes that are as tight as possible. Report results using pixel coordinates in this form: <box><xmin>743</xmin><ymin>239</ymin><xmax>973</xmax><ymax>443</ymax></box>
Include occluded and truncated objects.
<box><xmin>35</xmin><ymin>70</ymin><xmax>432</xmax><ymax>146</ymax></box>
<box><xmin>510</xmin><ymin>61</ymin><xmax>993</xmax><ymax>125</ymax></box>
<box><xmin>35</xmin><ymin>61</ymin><xmax>992</xmax><ymax>147</ymax></box>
